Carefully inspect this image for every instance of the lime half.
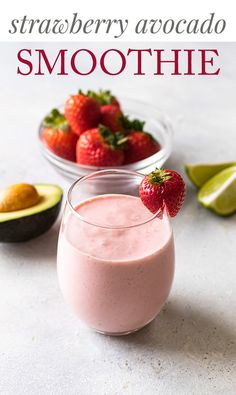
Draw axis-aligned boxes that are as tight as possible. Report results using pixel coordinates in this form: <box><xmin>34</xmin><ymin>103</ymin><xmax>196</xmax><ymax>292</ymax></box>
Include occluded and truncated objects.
<box><xmin>185</xmin><ymin>162</ymin><xmax>236</xmax><ymax>188</ymax></box>
<box><xmin>198</xmin><ymin>166</ymin><xmax>236</xmax><ymax>216</ymax></box>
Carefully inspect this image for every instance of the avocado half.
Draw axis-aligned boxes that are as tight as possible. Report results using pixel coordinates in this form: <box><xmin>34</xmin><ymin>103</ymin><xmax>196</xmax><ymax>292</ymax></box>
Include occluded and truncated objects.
<box><xmin>0</xmin><ymin>184</ymin><xmax>63</xmax><ymax>242</ymax></box>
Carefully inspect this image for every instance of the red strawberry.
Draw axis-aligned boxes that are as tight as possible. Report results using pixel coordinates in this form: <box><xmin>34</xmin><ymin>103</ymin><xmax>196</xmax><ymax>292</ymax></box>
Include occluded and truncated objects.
<box><xmin>101</xmin><ymin>105</ymin><xmax>124</xmax><ymax>132</ymax></box>
<box><xmin>124</xmin><ymin>131</ymin><xmax>160</xmax><ymax>164</ymax></box>
<box><xmin>86</xmin><ymin>89</ymin><xmax>120</xmax><ymax>108</ymax></box>
<box><xmin>139</xmin><ymin>168</ymin><xmax>186</xmax><ymax>216</ymax></box>
<box><xmin>64</xmin><ymin>93</ymin><xmax>101</xmax><ymax>136</ymax></box>
<box><xmin>41</xmin><ymin>109</ymin><xmax>78</xmax><ymax>161</ymax></box>
<box><xmin>76</xmin><ymin>125</ymin><xmax>127</xmax><ymax>167</ymax></box>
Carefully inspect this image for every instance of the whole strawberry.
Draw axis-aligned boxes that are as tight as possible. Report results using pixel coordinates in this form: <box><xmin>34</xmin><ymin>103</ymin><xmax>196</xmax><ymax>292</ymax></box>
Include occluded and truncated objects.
<box><xmin>139</xmin><ymin>168</ymin><xmax>186</xmax><ymax>216</ymax></box>
<box><xmin>124</xmin><ymin>131</ymin><xmax>160</xmax><ymax>164</ymax></box>
<box><xmin>76</xmin><ymin>125</ymin><xmax>127</xmax><ymax>167</ymax></box>
<box><xmin>64</xmin><ymin>93</ymin><xmax>101</xmax><ymax>136</ymax></box>
<box><xmin>42</xmin><ymin>109</ymin><xmax>78</xmax><ymax>161</ymax></box>
<box><xmin>101</xmin><ymin>105</ymin><xmax>124</xmax><ymax>132</ymax></box>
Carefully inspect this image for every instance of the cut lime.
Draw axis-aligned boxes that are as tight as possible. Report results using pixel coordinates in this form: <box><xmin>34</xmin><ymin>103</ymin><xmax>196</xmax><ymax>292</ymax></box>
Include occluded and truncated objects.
<box><xmin>185</xmin><ymin>162</ymin><xmax>236</xmax><ymax>188</ymax></box>
<box><xmin>198</xmin><ymin>166</ymin><xmax>236</xmax><ymax>216</ymax></box>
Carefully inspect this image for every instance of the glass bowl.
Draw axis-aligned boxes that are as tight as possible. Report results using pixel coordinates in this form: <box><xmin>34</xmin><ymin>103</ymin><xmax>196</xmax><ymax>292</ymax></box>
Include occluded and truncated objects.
<box><xmin>38</xmin><ymin>97</ymin><xmax>173</xmax><ymax>181</ymax></box>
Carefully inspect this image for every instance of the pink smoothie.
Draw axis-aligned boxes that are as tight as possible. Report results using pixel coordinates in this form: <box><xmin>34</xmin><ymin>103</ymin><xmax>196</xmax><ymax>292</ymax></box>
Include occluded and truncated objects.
<box><xmin>57</xmin><ymin>194</ymin><xmax>174</xmax><ymax>335</ymax></box>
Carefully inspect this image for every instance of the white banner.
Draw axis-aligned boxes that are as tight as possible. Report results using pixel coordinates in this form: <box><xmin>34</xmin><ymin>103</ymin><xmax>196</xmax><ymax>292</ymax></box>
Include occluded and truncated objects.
<box><xmin>0</xmin><ymin>0</ymin><xmax>235</xmax><ymax>42</ymax></box>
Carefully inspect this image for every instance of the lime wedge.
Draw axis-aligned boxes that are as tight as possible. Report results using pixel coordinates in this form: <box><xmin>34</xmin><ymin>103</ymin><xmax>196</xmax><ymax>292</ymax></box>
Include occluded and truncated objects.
<box><xmin>198</xmin><ymin>166</ymin><xmax>236</xmax><ymax>216</ymax></box>
<box><xmin>185</xmin><ymin>162</ymin><xmax>236</xmax><ymax>188</ymax></box>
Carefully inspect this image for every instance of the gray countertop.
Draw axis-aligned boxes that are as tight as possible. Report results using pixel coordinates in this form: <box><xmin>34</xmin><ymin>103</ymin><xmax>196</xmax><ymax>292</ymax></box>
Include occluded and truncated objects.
<box><xmin>0</xmin><ymin>42</ymin><xmax>235</xmax><ymax>395</ymax></box>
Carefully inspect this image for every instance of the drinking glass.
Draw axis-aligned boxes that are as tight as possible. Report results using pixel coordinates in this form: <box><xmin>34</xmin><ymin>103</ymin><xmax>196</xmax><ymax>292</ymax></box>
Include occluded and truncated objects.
<box><xmin>57</xmin><ymin>169</ymin><xmax>175</xmax><ymax>335</ymax></box>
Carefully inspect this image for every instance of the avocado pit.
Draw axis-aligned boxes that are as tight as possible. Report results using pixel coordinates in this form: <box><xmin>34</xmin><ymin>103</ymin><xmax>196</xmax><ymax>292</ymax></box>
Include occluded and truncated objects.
<box><xmin>0</xmin><ymin>183</ymin><xmax>40</xmax><ymax>213</ymax></box>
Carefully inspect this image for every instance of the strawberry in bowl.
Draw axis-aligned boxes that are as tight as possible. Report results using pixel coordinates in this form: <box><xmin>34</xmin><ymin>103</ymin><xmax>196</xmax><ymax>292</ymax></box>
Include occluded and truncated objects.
<box><xmin>64</xmin><ymin>91</ymin><xmax>101</xmax><ymax>136</ymax></box>
<box><xmin>39</xmin><ymin>91</ymin><xmax>173</xmax><ymax>180</ymax></box>
<box><xmin>124</xmin><ymin>130</ymin><xmax>160</xmax><ymax>164</ymax></box>
<box><xmin>41</xmin><ymin>109</ymin><xmax>78</xmax><ymax>161</ymax></box>
<box><xmin>76</xmin><ymin>126</ymin><xmax>127</xmax><ymax>167</ymax></box>
<box><xmin>100</xmin><ymin>105</ymin><xmax>124</xmax><ymax>133</ymax></box>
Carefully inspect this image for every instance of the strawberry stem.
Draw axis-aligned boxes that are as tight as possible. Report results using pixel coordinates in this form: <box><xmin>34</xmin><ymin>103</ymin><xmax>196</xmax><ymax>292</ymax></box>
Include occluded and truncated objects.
<box><xmin>121</xmin><ymin>115</ymin><xmax>145</xmax><ymax>131</ymax></box>
<box><xmin>148</xmin><ymin>168</ymin><xmax>172</xmax><ymax>185</ymax></box>
<box><xmin>99</xmin><ymin>125</ymin><xmax>128</xmax><ymax>150</ymax></box>
<box><xmin>43</xmin><ymin>109</ymin><xmax>69</xmax><ymax>131</ymax></box>
<box><xmin>78</xmin><ymin>89</ymin><xmax>116</xmax><ymax>105</ymax></box>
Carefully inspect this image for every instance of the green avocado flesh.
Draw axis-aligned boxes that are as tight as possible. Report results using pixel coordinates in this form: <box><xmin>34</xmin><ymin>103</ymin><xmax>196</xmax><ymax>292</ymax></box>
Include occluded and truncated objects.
<box><xmin>0</xmin><ymin>184</ymin><xmax>63</xmax><ymax>242</ymax></box>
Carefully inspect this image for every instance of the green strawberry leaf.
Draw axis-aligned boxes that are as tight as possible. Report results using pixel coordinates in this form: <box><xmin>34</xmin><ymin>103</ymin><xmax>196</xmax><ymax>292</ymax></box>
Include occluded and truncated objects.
<box><xmin>121</xmin><ymin>115</ymin><xmax>145</xmax><ymax>131</ymax></box>
<box><xmin>148</xmin><ymin>168</ymin><xmax>172</xmax><ymax>185</ymax></box>
<box><xmin>99</xmin><ymin>125</ymin><xmax>128</xmax><ymax>150</ymax></box>
<box><xmin>78</xmin><ymin>89</ymin><xmax>116</xmax><ymax>105</ymax></box>
<box><xmin>43</xmin><ymin>109</ymin><xmax>69</xmax><ymax>131</ymax></box>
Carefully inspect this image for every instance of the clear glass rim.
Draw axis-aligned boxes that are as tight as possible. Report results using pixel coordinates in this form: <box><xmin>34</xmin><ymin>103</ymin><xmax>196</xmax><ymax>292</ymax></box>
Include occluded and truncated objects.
<box><xmin>67</xmin><ymin>169</ymin><xmax>164</xmax><ymax>230</ymax></box>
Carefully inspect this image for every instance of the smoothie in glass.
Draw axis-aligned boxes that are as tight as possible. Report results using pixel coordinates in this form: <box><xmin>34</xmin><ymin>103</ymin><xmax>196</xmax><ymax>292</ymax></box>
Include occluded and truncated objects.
<box><xmin>57</xmin><ymin>172</ymin><xmax>175</xmax><ymax>335</ymax></box>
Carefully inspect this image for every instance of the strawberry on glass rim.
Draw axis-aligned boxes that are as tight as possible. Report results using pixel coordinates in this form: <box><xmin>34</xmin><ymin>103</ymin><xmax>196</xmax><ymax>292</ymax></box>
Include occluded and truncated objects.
<box><xmin>139</xmin><ymin>168</ymin><xmax>186</xmax><ymax>217</ymax></box>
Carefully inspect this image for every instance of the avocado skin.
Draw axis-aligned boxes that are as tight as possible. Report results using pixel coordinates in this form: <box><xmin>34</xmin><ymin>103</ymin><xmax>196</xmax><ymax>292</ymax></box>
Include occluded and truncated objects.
<box><xmin>0</xmin><ymin>200</ymin><xmax>62</xmax><ymax>242</ymax></box>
